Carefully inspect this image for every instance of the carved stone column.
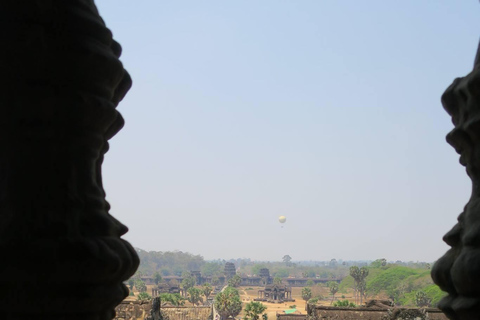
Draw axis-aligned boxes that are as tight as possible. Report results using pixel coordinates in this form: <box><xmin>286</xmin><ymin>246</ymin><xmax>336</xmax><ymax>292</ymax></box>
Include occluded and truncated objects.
<box><xmin>0</xmin><ymin>1</ymin><xmax>139</xmax><ymax>319</ymax></box>
<box><xmin>432</xmin><ymin>42</ymin><xmax>480</xmax><ymax>320</ymax></box>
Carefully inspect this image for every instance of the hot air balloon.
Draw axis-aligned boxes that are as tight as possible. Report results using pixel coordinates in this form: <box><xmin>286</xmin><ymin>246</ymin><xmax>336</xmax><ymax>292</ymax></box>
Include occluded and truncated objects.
<box><xmin>279</xmin><ymin>216</ymin><xmax>286</xmax><ymax>228</ymax></box>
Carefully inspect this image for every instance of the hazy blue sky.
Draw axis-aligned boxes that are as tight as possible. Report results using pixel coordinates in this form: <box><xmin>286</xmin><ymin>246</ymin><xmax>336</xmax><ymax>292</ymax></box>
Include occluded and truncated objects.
<box><xmin>95</xmin><ymin>1</ymin><xmax>479</xmax><ymax>262</ymax></box>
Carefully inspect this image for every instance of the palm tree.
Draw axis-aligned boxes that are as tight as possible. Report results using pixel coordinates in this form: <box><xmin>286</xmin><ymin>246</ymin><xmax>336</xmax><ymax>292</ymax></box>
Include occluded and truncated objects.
<box><xmin>214</xmin><ymin>287</ymin><xmax>242</xmax><ymax>320</ymax></box>
<box><xmin>154</xmin><ymin>272</ymin><xmax>162</xmax><ymax>285</ymax></box>
<box><xmin>349</xmin><ymin>266</ymin><xmax>360</xmax><ymax>304</ymax></box>
<box><xmin>244</xmin><ymin>302</ymin><xmax>267</xmax><ymax>320</ymax></box>
<box><xmin>327</xmin><ymin>282</ymin><xmax>339</xmax><ymax>305</ymax></box>
<box><xmin>228</xmin><ymin>274</ymin><xmax>242</xmax><ymax>287</ymax></box>
<box><xmin>187</xmin><ymin>287</ymin><xmax>203</xmax><ymax>307</ymax></box>
<box><xmin>159</xmin><ymin>293</ymin><xmax>185</xmax><ymax>306</ymax></box>
<box><xmin>181</xmin><ymin>276</ymin><xmax>196</xmax><ymax>297</ymax></box>
<box><xmin>358</xmin><ymin>267</ymin><xmax>369</xmax><ymax>305</ymax></box>
<box><xmin>211</xmin><ymin>276</ymin><xmax>220</xmax><ymax>287</ymax></box>
<box><xmin>301</xmin><ymin>287</ymin><xmax>312</xmax><ymax>310</ymax></box>
<box><xmin>203</xmin><ymin>283</ymin><xmax>213</xmax><ymax>302</ymax></box>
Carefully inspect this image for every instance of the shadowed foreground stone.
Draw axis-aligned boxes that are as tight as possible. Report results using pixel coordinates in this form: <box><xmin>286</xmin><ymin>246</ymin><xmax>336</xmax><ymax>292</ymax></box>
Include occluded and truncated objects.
<box><xmin>0</xmin><ymin>1</ymin><xmax>139</xmax><ymax>319</ymax></box>
<box><xmin>431</xmin><ymin>41</ymin><xmax>480</xmax><ymax>320</ymax></box>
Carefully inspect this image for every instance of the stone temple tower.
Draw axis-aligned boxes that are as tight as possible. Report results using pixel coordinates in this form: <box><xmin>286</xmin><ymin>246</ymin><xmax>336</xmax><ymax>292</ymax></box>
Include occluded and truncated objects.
<box><xmin>259</xmin><ymin>268</ymin><xmax>271</xmax><ymax>285</ymax></box>
<box><xmin>224</xmin><ymin>262</ymin><xmax>236</xmax><ymax>281</ymax></box>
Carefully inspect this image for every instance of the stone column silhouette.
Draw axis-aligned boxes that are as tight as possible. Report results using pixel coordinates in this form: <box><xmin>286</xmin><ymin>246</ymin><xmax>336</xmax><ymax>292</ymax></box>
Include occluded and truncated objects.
<box><xmin>432</xmin><ymin>41</ymin><xmax>480</xmax><ymax>320</ymax></box>
<box><xmin>0</xmin><ymin>1</ymin><xmax>139</xmax><ymax>319</ymax></box>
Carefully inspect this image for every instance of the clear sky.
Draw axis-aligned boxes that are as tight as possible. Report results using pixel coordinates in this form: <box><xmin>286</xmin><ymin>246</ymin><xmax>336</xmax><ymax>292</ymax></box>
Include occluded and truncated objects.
<box><xmin>95</xmin><ymin>1</ymin><xmax>479</xmax><ymax>262</ymax></box>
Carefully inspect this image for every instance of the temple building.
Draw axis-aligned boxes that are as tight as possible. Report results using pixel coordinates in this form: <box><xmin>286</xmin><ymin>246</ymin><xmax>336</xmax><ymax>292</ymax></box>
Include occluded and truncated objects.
<box><xmin>152</xmin><ymin>282</ymin><xmax>181</xmax><ymax>297</ymax></box>
<box><xmin>255</xmin><ymin>284</ymin><xmax>294</xmax><ymax>303</ymax></box>
<box><xmin>259</xmin><ymin>268</ymin><xmax>272</xmax><ymax>285</ymax></box>
<box><xmin>224</xmin><ymin>262</ymin><xmax>236</xmax><ymax>281</ymax></box>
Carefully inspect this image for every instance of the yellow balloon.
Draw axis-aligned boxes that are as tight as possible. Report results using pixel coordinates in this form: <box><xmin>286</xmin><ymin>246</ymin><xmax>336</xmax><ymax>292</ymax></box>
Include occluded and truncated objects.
<box><xmin>278</xmin><ymin>216</ymin><xmax>286</xmax><ymax>223</ymax></box>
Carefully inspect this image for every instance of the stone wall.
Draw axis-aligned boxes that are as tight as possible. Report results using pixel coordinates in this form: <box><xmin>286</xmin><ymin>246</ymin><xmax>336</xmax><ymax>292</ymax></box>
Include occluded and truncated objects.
<box><xmin>304</xmin><ymin>305</ymin><xmax>448</xmax><ymax>320</ymax></box>
<box><xmin>115</xmin><ymin>301</ymin><xmax>151</xmax><ymax>320</ymax></box>
<box><xmin>276</xmin><ymin>314</ymin><xmax>307</xmax><ymax>320</ymax></box>
<box><xmin>114</xmin><ymin>301</ymin><xmax>212</xmax><ymax>320</ymax></box>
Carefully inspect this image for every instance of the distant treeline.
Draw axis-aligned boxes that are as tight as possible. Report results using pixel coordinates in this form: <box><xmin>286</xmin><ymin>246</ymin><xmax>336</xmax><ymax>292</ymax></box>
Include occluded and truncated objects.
<box><xmin>135</xmin><ymin>249</ymin><xmax>208</xmax><ymax>276</ymax></box>
<box><xmin>135</xmin><ymin>249</ymin><xmax>386</xmax><ymax>280</ymax></box>
<box><xmin>135</xmin><ymin>249</ymin><xmax>434</xmax><ymax>280</ymax></box>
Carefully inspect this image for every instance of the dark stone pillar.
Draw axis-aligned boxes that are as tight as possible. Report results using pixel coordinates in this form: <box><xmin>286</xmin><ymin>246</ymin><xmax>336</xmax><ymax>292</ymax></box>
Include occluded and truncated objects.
<box><xmin>432</xmin><ymin>41</ymin><xmax>480</xmax><ymax>320</ymax></box>
<box><xmin>0</xmin><ymin>1</ymin><xmax>139</xmax><ymax>319</ymax></box>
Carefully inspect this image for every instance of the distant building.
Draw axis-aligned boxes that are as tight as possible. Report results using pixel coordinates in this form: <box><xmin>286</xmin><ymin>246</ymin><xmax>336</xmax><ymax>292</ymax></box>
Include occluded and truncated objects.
<box><xmin>259</xmin><ymin>268</ymin><xmax>271</xmax><ymax>285</ymax></box>
<box><xmin>255</xmin><ymin>284</ymin><xmax>294</xmax><ymax>303</ymax></box>
<box><xmin>224</xmin><ymin>262</ymin><xmax>236</xmax><ymax>281</ymax></box>
<box><xmin>152</xmin><ymin>282</ymin><xmax>181</xmax><ymax>297</ymax></box>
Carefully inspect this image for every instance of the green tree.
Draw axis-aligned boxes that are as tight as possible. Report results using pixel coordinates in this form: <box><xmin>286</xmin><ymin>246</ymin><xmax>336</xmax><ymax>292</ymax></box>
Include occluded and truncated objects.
<box><xmin>203</xmin><ymin>283</ymin><xmax>213</xmax><ymax>301</ymax></box>
<box><xmin>302</xmin><ymin>287</ymin><xmax>312</xmax><ymax>309</ymax></box>
<box><xmin>365</xmin><ymin>265</ymin><xmax>426</xmax><ymax>305</ymax></box>
<box><xmin>135</xmin><ymin>279</ymin><xmax>147</xmax><ymax>293</ymax></box>
<box><xmin>366</xmin><ymin>266</ymin><xmax>419</xmax><ymax>298</ymax></box>
<box><xmin>187</xmin><ymin>287</ymin><xmax>203</xmax><ymax>306</ymax></box>
<box><xmin>137</xmin><ymin>292</ymin><xmax>152</xmax><ymax>301</ymax></box>
<box><xmin>160</xmin><ymin>268</ymin><xmax>171</xmax><ymax>276</ymax></box>
<box><xmin>423</xmin><ymin>285</ymin><xmax>446</xmax><ymax>307</ymax></box>
<box><xmin>327</xmin><ymin>281</ymin><xmax>339</xmax><ymax>305</ymax></box>
<box><xmin>128</xmin><ymin>278</ymin><xmax>135</xmax><ymax>290</ymax></box>
<box><xmin>415</xmin><ymin>291</ymin><xmax>431</xmax><ymax>307</ymax></box>
<box><xmin>371</xmin><ymin>259</ymin><xmax>387</xmax><ymax>269</ymax></box>
<box><xmin>333</xmin><ymin>300</ymin><xmax>355</xmax><ymax>307</ymax></box>
<box><xmin>358</xmin><ymin>279</ymin><xmax>367</xmax><ymax>305</ymax></box>
<box><xmin>154</xmin><ymin>272</ymin><xmax>162</xmax><ymax>285</ymax></box>
<box><xmin>303</xmin><ymin>270</ymin><xmax>316</xmax><ymax>278</ymax></box>
<box><xmin>159</xmin><ymin>293</ymin><xmax>186</xmax><ymax>306</ymax></box>
<box><xmin>282</xmin><ymin>255</ymin><xmax>292</xmax><ymax>266</ymax></box>
<box><xmin>349</xmin><ymin>266</ymin><xmax>360</xmax><ymax>304</ymax></box>
<box><xmin>214</xmin><ymin>287</ymin><xmax>242</xmax><ymax>320</ymax></box>
<box><xmin>181</xmin><ymin>276</ymin><xmax>196</xmax><ymax>294</ymax></box>
<box><xmin>273</xmin><ymin>277</ymin><xmax>283</xmax><ymax>285</ymax></box>
<box><xmin>251</xmin><ymin>264</ymin><xmax>267</xmax><ymax>276</ymax></box>
<box><xmin>244</xmin><ymin>301</ymin><xmax>267</xmax><ymax>320</ymax></box>
<box><xmin>348</xmin><ymin>266</ymin><xmax>368</xmax><ymax>305</ymax></box>
<box><xmin>306</xmin><ymin>280</ymin><xmax>314</xmax><ymax>286</ymax></box>
<box><xmin>211</xmin><ymin>276</ymin><xmax>220</xmax><ymax>287</ymax></box>
<box><xmin>228</xmin><ymin>274</ymin><xmax>242</xmax><ymax>287</ymax></box>
<box><xmin>275</xmin><ymin>268</ymin><xmax>290</xmax><ymax>278</ymax></box>
<box><xmin>202</xmin><ymin>262</ymin><xmax>223</xmax><ymax>277</ymax></box>
<box><xmin>358</xmin><ymin>267</ymin><xmax>369</xmax><ymax>305</ymax></box>
<box><xmin>134</xmin><ymin>249</ymin><xmax>206</xmax><ymax>276</ymax></box>
<box><xmin>329</xmin><ymin>259</ymin><xmax>337</xmax><ymax>268</ymax></box>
